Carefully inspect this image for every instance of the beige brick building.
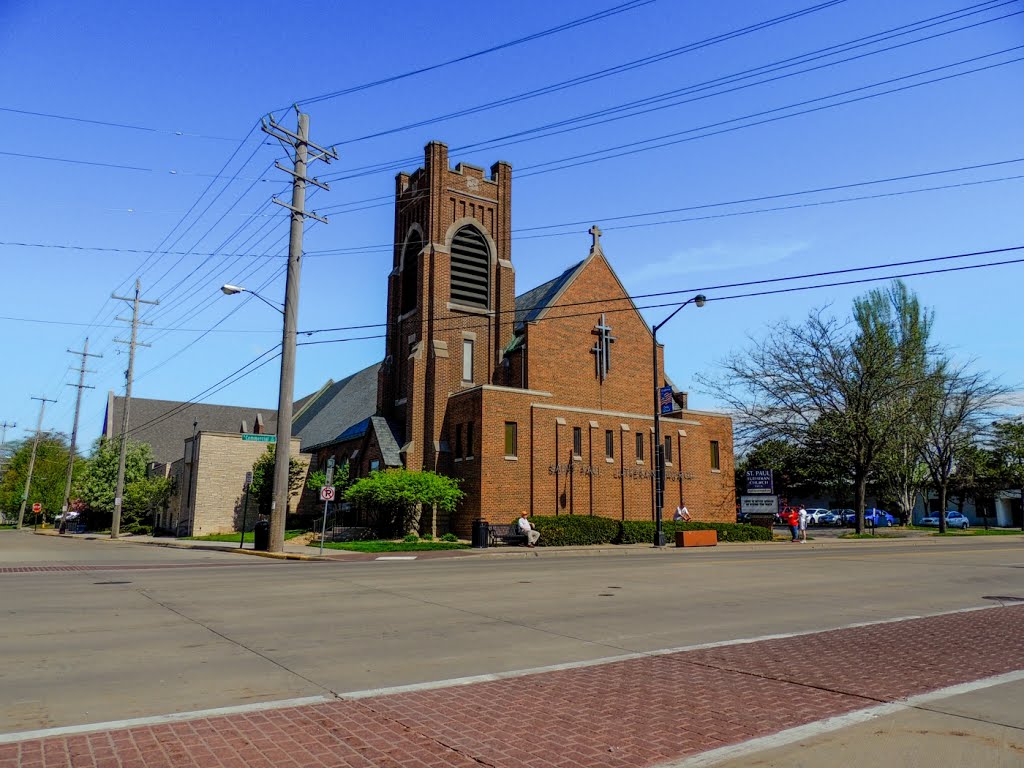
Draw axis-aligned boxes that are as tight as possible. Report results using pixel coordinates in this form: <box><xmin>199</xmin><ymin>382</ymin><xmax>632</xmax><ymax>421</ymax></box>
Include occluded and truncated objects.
<box><xmin>166</xmin><ymin>433</ymin><xmax>310</xmax><ymax>537</ymax></box>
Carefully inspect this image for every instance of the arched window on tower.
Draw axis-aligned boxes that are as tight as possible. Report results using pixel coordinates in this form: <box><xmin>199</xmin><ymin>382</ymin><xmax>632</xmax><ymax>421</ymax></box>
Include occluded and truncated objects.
<box><xmin>400</xmin><ymin>232</ymin><xmax>422</xmax><ymax>315</ymax></box>
<box><xmin>449</xmin><ymin>226</ymin><xmax>490</xmax><ymax>309</ymax></box>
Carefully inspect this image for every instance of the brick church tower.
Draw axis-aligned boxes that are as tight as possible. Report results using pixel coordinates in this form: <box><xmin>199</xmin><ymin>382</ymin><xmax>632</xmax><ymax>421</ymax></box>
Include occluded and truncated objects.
<box><xmin>378</xmin><ymin>142</ymin><xmax>515</xmax><ymax>473</ymax></box>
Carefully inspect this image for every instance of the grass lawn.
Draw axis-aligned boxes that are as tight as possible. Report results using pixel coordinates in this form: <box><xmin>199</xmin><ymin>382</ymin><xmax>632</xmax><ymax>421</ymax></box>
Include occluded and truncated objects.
<box><xmin>839</xmin><ymin>532</ymin><xmax>907</xmax><ymax>539</ymax></box>
<box><xmin>313</xmin><ymin>540</ymin><xmax>469</xmax><ymax>553</ymax></box>
<box><xmin>930</xmin><ymin>528</ymin><xmax>1024</xmax><ymax>536</ymax></box>
<box><xmin>185</xmin><ymin>529</ymin><xmax>305</xmax><ymax>543</ymax></box>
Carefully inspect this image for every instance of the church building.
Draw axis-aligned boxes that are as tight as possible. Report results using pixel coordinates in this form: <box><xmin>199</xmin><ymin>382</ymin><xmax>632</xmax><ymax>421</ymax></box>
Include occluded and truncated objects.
<box><xmin>305</xmin><ymin>141</ymin><xmax>735</xmax><ymax>535</ymax></box>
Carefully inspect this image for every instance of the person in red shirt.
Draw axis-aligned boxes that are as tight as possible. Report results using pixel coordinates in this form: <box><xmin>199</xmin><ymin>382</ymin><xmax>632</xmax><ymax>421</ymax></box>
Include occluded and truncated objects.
<box><xmin>785</xmin><ymin>507</ymin><xmax>800</xmax><ymax>542</ymax></box>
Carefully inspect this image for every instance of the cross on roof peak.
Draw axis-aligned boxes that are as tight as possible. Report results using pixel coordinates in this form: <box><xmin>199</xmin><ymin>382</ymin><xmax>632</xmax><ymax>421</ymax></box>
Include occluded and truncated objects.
<box><xmin>589</xmin><ymin>224</ymin><xmax>603</xmax><ymax>252</ymax></box>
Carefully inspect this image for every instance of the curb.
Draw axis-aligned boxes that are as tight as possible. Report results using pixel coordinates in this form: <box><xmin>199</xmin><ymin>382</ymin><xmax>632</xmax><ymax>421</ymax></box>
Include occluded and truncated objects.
<box><xmin>33</xmin><ymin>530</ymin><xmax>325</xmax><ymax>561</ymax></box>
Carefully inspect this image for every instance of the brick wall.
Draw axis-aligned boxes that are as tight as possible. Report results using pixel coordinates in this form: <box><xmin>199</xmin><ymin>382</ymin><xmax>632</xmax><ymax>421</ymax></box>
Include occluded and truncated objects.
<box><xmin>188</xmin><ymin>433</ymin><xmax>309</xmax><ymax>536</ymax></box>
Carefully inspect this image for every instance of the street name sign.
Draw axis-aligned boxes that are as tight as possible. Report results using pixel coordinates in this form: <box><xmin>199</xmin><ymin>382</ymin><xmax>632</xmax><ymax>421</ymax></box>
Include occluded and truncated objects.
<box><xmin>242</xmin><ymin>434</ymin><xmax>276</xmax><ymax>443</ymax></box>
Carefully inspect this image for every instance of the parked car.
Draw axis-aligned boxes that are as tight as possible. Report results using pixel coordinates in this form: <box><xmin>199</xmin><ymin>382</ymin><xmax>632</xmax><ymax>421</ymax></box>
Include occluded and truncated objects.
<box><xmin>864</xmin><ymin>508</ymin><xmax>895</xmax><ymax>527</ymax></box>
<box><xmin>830</xmin><ymin>509</ymin><xmax>855</xmax><ymax>526</ymax></box>
<box><xmin>818</xmin><ymin>511</ymin><xmax>840</xmax><ymax>525</ymax></box>
<box><xmin>919</xmin><ymin>511</ymin><xmax>970</xmax><ymax>529</ymax></box>
<box><xmin>804</xmin><ymin>508</ymin><xmax>831</xmax><ymax>525</ymax></box>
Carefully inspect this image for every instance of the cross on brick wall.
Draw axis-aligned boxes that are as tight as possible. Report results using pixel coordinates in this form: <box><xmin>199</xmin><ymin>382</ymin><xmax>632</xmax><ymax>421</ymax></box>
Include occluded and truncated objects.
<box><xmin>591</xmin><ymin>312</ymin><xmax>616</xmax><ymax>381</ymax></box>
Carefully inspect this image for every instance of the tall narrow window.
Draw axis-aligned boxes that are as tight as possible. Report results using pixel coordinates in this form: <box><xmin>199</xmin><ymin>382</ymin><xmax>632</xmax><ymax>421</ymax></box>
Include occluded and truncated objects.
<box><xmin>635</xmin><ymin>432</ymin><xmax>644</xmax><ymax>462</ymax></box>
<box><xmin>572</xmin><ymin>427</ymin><xmax>582</xmax><ymax>459</ymax></box>
<box><xmin>664</xmin><ymin>436</ymin><xmax>673</xmax><ymax>464</ymax></box>
<box><xmin>605</xmin><ymin>430</ymin><xmax>614</xmax><ymax>460</ymax></box>
<box><xmin>467</xmin><ymin>422</ymin><xmax>475</xmax><ymax>459</ymax></box>
<box><xmin>462</xmin><ymin>338</ymin><xmax>474</xmax><ymax>382</ymax></box>
<box><xmin>710</xmin><ymin>440</ymin><xmax>721</xmax><ymax>471</ymax></box>
<box><xmin>455</xmin><ymin>424</ymin><xmax>463</xmax><ymax>459</ymax></box>
<box><xmin>450</xmin><ymin>226</ymin><xmax>490</xmax><ymax>308</ymax></box>
<box><xmin>505</xmin><ymin>422</ymin><xmax>518</xmax><ymax>458</ymax></box>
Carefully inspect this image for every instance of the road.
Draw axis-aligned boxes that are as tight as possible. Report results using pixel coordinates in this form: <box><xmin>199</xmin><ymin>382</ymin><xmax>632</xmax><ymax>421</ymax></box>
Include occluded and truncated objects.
<box><xmin>1</xmin><ymin>530</ymin><xmax>1022</xmax><ymax>766</ymax></box>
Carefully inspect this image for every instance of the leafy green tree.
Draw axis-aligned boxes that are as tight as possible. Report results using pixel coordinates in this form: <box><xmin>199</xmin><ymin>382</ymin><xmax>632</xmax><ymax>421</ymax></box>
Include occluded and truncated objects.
<box><xmin>249</xmin><ymin>444</ymin><xmax>305</xmax><ymax>518</ymax></box>
<box><xmin>0</xmin><ymin>433</ymin><xmax>82</xmax><ymax>522</ymax></box>
<box><xmin>948</xmin><ymin>443</ymin><xmax>1001</xmax><ymax>525</ymax></box>
<box><xmin>991</xmin><ymin>419</ymin><xmax>1024</xmax><ymax>529</ymax></box>
<box><xmin>76</xmin><ymin>437</ymin><xmax>159</xmax><ymax>529</ymax></box>
<box><xmin>711</xmin><ymin>281</ymin><xmax>936</xmax><ymax>533</ymax></box>
<box><xmin>344</xmin><ymin>468</ymin><xmax>464</xmax><ymax>537</ymax></box>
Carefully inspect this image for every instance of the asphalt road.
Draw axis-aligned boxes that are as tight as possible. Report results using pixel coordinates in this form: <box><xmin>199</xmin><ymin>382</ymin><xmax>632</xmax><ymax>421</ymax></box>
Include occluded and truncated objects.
<box><xmin>2</xmin><ymin>530</ymin><xmax>1023</xmax><ymax>737</ymax></box>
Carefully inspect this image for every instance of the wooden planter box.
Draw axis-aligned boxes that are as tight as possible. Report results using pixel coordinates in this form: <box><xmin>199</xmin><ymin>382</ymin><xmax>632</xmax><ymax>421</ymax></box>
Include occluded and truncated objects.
<box><xmin>675</xmin><ymin>530</ymin><xmax>718</xmax><ymax>548</ymax></box>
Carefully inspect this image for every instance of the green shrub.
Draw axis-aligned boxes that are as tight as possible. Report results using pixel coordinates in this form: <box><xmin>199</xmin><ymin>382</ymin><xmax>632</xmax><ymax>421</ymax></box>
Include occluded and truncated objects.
<box><xmin>420</xmin><ymin>533</ymin><xmax>434</xmax><ymax>541</ymax></box>
<box><xmin>526</xmin><ymin>515</ymin><xmax>620</xmax><ymax>547</ymax></box>
<box><xmin>402</xmin><ymin>533</ymin><xmax>420</xmax><ymax>543</ymax></box>
<box><xmin>440</xmin><ymin>532</ymin><xmax>459</xmax><ymax>542</ymax></box>
<box><xmin>617</xmin><ymin>520</ymin><xmax>771</xmax><ymax>544</ymax></box>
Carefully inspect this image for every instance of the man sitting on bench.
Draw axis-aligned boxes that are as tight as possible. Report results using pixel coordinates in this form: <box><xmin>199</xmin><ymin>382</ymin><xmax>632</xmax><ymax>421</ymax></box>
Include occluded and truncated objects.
<box><xmin>518</xmin><ymin>511</ymin><xmax>540</xmax><ymax>548</ymax></box>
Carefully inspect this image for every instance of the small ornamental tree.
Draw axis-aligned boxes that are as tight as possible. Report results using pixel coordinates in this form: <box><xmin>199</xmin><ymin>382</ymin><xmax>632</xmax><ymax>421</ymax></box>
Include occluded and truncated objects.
<box><xmin>343</xmin><ymin>468</ymin><xmax>463</xmax><ymax>538</ymax></box>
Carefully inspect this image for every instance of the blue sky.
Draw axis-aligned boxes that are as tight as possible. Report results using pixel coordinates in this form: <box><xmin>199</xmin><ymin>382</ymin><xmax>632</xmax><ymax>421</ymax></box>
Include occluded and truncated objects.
<box><xmin>1</xmin><ymin>0</ymin><xmax>1022</xmax><ymax>448</ymax></box>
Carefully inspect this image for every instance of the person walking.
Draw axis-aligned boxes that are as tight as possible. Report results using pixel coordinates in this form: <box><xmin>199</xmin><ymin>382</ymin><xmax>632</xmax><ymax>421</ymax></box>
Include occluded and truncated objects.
<box><xmin>798</xmin><ymin>505</ymin><xmax>808</xmax><ymax>543</ymax></box>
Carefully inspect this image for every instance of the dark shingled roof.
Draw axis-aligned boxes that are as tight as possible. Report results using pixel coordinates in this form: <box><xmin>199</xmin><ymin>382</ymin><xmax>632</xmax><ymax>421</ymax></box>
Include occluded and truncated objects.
<box><xmin>370</xmin><ymin>416</ymin><xmax>404</xmax><ymax>467</ymax></box>
<box><xmin>514</xmin><ymin>259</ymin><xmax>585</xmax><ymax>328</ymax></box>
<box><xmin>103</xmin><ymin>395</ymin><xmax>278</xmax><ymax>465</ymax></box>
<box><xmin>292</xmin><ymin>362</ymin><xmax>381</xmax><ymax>450</ymax></box>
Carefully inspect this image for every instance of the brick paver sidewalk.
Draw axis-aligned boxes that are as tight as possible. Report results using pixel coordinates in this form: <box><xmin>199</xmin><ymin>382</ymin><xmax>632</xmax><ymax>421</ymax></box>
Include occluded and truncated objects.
<box><xmin>3</xmin><ymin>605</ymin><xmax>1022</xmax><ymax>768</ymax></box>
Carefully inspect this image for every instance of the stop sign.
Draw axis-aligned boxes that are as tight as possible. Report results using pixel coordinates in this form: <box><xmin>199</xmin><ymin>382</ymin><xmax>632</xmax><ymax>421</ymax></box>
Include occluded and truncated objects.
<box><xmin>31</xmin><ymin>503</ymin><xmax>42</xmax><ymax>513</ymax></box>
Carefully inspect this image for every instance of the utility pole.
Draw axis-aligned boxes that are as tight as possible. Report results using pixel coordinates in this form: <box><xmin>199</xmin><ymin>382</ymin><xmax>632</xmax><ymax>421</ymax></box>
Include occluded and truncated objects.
<box><xmin>17</xmin><ymin>396</ymin><xmax>56</xmax><ymax>529</ymax></box>
<box><xmin>61</xmin><ymin>338</ymin><xmax>101</xmax><ymax>520</ymax></box>
<box><xmin>261</xmin><ymin>109</ymin><xmax>337</xmax><ymax>553</ymax></box>
<box><xmin>0</xmin><ymin>421</ymin><xmax>14</xmax><ymax>473</ymax></box>
<box><xmin>111</xmin><ymin>279</ymin><xmax>158</xmax><ymax>538</ymax></box>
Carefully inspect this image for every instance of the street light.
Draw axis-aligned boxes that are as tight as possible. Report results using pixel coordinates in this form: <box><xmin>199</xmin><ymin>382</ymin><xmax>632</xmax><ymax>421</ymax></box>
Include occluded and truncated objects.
<box><xmin>220</xmin><ymin>284</ymin><xmax>284</xmax><ymax>314</ymax></box>
<box><xmin>221</xmin><ymin>282</ymin><xmax>293</xmax><ymax>554</ymax></box>
<box><xmin>651</xmin><ymin>294</ymin><xmax>706</xmax><ymax>547</ymax></box>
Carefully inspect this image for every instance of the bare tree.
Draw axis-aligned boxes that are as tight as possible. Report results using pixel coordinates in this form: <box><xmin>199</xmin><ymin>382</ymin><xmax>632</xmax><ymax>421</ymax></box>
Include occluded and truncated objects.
<box><xmin>920</xmin><ymin>364</ymin><xmax>1007</xmax><ymax>533</ymax></box>
<box><xmin>707</xmin><ymin>282</ymin><xmax>934</xmax><ymax>533</ymax></box>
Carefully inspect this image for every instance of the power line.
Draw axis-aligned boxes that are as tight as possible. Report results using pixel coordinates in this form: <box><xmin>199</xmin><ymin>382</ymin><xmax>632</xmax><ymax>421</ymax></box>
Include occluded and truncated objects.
<box><xmin>301</xmin><ymin>245</ymin><xmax>1024</xmax><ymax>336</ymax></box>
<box><xmin>515</xmin><ymin>47</ymin><xmax>1024</xmax><ymax>178</ymax></box>
<box><xmin>0</xmin><ymin>149</ymin><xmax>272</xmax><ymax>180</ymax></box>
<box><xmin>327</xmin><ymin>0</ymin><xmax>1015</xmax><ymax>159</ymax></box>
<box><xmin>296</xmin><ymin>251</ymin><xmax>1024</xmax><ymax>349</ymax></box>
<box><xmin>291</xmin><ymin>0</ymin><xmax>661</xmax><ymax>108</ymax></box>
<box><xmin>304</xmin><ymin>157</ymin><xmax>1024</xmax><ymax>256</ymax></box>
<box><xmin>323</xmin><ymin>0</ymin><xmax>853</xmax><ymax>148</ymax></box>
<box><xmin>0</xmin><ymin>105</ymin><xmax>243</xmax><ymax>140</ymax></box>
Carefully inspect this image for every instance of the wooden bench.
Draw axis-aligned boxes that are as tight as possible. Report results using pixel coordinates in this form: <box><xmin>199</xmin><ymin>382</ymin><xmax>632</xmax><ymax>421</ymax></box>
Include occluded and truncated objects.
<box><xmin>488</xmin><ymin>523</ymin><xmax>528</xmax><ymax>547</ymax></box>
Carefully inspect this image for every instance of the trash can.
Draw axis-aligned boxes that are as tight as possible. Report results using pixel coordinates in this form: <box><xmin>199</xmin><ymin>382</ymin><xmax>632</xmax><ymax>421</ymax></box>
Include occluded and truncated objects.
<box><xmin>253</xmin><ymin>519</ymin><xmax>270</xmax><ymax>551</ymax></box>
<box><xmin>471</xmin><ymin>518</ymin><xmax>489</xmax><ymax>549</ymax></box>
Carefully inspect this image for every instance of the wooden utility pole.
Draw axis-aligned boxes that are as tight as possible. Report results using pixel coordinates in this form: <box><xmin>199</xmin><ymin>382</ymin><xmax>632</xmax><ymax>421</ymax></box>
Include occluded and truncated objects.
<box><xmin>111</xmin><ymin>280</ymin><xmax>158</xmax><ymax>538</ymax></box>
<box><xmin>260</xmin><ymin>109</ymin><xmax>337</xmax><ymax>552</ymax></box>
<box><xmin>61</xmin><ymin>338</ymin><xmax>101</xmax><ymax>519</ymax></box>
<box><xmin>17</xmin><ymin>396</ymin><xmax>56</xmax><ymax>529</ymax></box>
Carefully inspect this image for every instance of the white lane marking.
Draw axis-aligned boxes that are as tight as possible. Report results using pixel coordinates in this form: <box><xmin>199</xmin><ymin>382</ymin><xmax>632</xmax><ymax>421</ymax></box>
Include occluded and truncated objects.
<box><xmin>375</xmin><ymin>556</ymin><xmax>417</xmax><ymax>560</ymax></box>
<box><xmin>0</xmin><ymin>603</ymin><xmax>1010</xmax><ymax>744</ymax></box>
<box><xmin>662</xmin><ymin>669</ymin><xmax>1024</xmax><ymax>768</ymax></box>
<box><xmin>0</xmin><ymin>696</ymin><xmax>333</xmax><ymax>745</ymax></box>
<box><xmin>340</xmin><ymin>604</ymin><xmax>999</xmax><ymax>700</ymax></box>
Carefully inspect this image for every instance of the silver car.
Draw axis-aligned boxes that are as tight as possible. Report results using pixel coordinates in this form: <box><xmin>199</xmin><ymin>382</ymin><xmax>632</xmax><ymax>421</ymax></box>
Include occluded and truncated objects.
<box><xmin>919</xmin><ymin>511</ymin><xmax>970</xmax><ymax>529</ymax></box>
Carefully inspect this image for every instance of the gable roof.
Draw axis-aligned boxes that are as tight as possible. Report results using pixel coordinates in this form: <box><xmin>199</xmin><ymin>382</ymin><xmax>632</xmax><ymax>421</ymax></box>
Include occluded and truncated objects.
<box><xmin>514</xmin><ymin>259</ymin><xmax>585</xmax><ymax>329</ymax></box>
<box><xmin>103</xmin><ymin>394</ymin><xmax>278</xmax><ymax>465</ymax></box>
<box><xmin>292</xmin><ymin>362</ymin><xmax>381</xmax><ymax>450</ymax></box>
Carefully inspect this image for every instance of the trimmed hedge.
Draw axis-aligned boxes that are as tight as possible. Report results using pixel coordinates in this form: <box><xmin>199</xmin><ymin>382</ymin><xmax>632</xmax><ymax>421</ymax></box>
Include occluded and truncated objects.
<box><xmin>618</xmin><ymin>520</ymin><xmax>771</xmax><ymax>544</ymax></box>
<box><xmin>525</xmin><ymin>515</ymin><xmax>620</xmax><ymax>547</ymax></box>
